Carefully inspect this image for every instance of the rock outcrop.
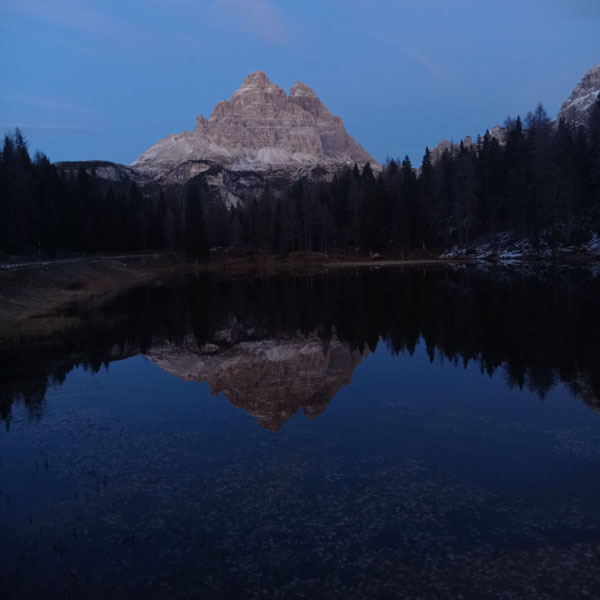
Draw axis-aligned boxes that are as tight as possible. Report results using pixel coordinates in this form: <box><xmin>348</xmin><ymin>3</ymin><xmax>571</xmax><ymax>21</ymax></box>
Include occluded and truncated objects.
<box><xmin>146</xmin><ymin>334</ymin><xmax>366</xmax><ymax>431</ymax></box>
<box><xmin>131</xmin><ymin>71</ymin><xmax>377</xmax><ymax>199</ymax></box>
<box><xmin>557</xmin><ymin>63</ymin><xmax>600</xmax><ymax>127</ymax></box>
<box><xmin>430</xmin><ymin>136</ymin><xmax>473</xmax><ymax>163</ymax></box>
<box><xmin>54</xmin><ymin>160</ymin><xmax>142</xmax><ymax>195</ymax></box>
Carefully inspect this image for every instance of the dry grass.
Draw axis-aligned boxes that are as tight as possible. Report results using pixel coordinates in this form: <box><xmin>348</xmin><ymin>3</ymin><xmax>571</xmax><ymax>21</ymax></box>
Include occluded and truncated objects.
<box><xmin>0</xmin><ymin>314</ymin><xmax>82</xmax><ymax>343</ymax></box>
<box><xmin>0</xmin><ymin>256</ymin><xmax>188</xmax><ymax>342</ymax></box>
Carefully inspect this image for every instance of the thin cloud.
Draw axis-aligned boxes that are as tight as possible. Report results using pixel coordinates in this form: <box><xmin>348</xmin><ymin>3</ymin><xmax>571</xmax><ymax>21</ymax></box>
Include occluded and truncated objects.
<box><xmin>408</xmin><ymin>49</ymin><xmax>453</xmax><ymax>86</ymax></box>
<box><xmin>378</xmin><ymin>34</ymin><xmax>454</xmax><ymax>86</ymax></box>
<box><xmin>213</xmin><ymin>0</ymin><xmax>298</xmax><ymax>46</ymax></box>
<box><xmin>1</xmin><ymin>91</ymin><xmax>99</xmax><ymax>115</ymax></box>
<box><xmin>131</xmin><ymin>0</ymin><xmax>300</xmax><ymax>47</ymax></box>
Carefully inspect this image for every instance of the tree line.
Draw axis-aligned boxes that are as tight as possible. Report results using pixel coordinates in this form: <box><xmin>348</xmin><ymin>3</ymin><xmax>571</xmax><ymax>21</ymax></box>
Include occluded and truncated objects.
<box><xmin>230</xmin><ymin>99</ymin><xmax>600</xmax><ymax>255</ymax></box>
<box><xmin>1</xmin><ymin>97</ymin><xmax>599</xmax><ymax>259</ymax></box>
<box><xmin>0</xmin><ymin>130</ymin><xmax>186</xmax><ymax>257</ymax></box>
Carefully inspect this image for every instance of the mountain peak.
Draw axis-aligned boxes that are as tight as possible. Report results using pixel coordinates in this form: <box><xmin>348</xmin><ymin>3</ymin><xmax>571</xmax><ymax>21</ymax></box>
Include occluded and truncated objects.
<box><xmin>290</xmin><ymin>81</ymin><xmax>317</xmax><ymax>97</ymax></box>
<box><xmin>132</xmin><ymin>72</ymin><xmax>379</xmax><ymax>190</ymax></box>
<box><xmin>239</xmin><ymin>70</ymin><xmax>271</xmax><ymax>89</ymax></box>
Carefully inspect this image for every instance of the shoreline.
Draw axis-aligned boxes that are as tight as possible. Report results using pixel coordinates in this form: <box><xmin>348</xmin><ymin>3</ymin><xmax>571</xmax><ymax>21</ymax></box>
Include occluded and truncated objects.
<box><xmin>1</xmin><ymin>251</ymin><xmax>599</xmax><ymax>344</ymax></box>
<box><xmin>2</xmin><ymin>248</ymin><xmax>599</xmax><ymax>273</ymax></box>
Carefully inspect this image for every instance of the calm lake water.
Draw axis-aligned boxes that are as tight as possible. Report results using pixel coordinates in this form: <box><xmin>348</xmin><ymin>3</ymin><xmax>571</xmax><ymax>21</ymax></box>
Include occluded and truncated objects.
<box><xmin>1</xmin><ymin>265</ymin><xmax>600</xmax><ymax>598</ymax></box>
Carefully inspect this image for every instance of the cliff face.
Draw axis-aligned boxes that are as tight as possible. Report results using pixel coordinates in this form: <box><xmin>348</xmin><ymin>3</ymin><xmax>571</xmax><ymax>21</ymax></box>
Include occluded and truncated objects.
<box><xmin>56</xmin><ymin>72</ymin><xmax>378</xmax><ymax>206</ymax></box>
<box><xmin>146</xmin><ymin>333</ymin><xmax>366</xmax><ymax>431</ymax></box>
<box><xmin>557</xmin><ymin>63</ymin><xmax>600</xmax><ymax>127</ymax></box>
<box><xmin>131</xmin><ymin>71</ymin><xmax>377</xmax><ymax>195</ymax></box>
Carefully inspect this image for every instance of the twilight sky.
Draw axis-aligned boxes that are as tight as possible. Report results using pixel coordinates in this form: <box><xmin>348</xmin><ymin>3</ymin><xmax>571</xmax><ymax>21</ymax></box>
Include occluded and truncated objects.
<box><xmin>1</xmin><ymin>0</ymin><xmax>599</xmax><ymax>166</ymax></box>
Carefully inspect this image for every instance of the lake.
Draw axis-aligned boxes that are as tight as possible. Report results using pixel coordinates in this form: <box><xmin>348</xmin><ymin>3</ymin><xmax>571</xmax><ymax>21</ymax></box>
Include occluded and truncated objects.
<box><xmin>1</xmin><ymin>265</ymin><xmax>600</xmax><ymax>598</ymax></box>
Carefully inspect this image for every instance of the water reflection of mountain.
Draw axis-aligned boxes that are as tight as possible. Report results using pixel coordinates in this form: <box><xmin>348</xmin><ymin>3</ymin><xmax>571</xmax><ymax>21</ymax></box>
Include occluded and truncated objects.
<box><xmin>148</xmin><ymin>335</ymin><xmax>365</xmax><ymax>430</ymax></box>
<box><xmin>2</xmin><ymin>266</ymin><xmax>600</xmax><ymax>426</ymax></box>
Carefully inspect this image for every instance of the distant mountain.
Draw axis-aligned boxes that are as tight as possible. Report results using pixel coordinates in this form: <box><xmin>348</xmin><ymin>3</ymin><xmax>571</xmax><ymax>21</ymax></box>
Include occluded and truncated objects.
<box><xmin>428</xmin><ymin>62</ymin><xmax>600</xmax><ymax>164</ymax></box>
<box><xmin>134</xmin><ymin>71</ymin><xmax>376</xmax><ymax>178</ymax></box>
<box><xmin>56</xmin><ymin>71</ymin><xmax>378</xmax><ymax>205</ymax></box>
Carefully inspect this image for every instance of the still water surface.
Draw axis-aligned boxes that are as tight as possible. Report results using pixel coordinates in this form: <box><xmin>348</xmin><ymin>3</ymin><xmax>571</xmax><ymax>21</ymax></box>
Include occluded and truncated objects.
<box><xmin>1</xmin><ymin>266</ymin><xmax>600</xmax><ymax>598</ymax></box>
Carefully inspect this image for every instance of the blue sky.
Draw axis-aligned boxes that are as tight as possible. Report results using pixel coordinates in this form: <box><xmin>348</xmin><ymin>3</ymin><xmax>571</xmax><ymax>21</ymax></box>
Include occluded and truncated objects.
<box><xmin>1</xmin><ymin>0</ymin><xmax>599</xmax><ymax>166</ymax></box>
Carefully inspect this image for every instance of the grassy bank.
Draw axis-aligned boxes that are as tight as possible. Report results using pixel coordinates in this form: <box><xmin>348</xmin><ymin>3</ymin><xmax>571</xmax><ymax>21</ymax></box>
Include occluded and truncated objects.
<box><xmin>0</xmin><ymin>255</ymin><xmax>189</xmax><ymax>342</ymax></box>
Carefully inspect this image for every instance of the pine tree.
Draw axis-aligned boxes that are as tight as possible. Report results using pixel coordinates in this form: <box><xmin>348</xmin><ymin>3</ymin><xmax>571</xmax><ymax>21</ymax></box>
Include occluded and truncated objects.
<box><xmin>587</xmin><ymin>97</ymin><xmax>600</xmax><ymax>232</ymax></box>
<box><xmin>126</xmin><ymin>182</ymin><xmax>144</xmax><ymax>250</ymax></box>
<box><xmin>525</xmin><ymin>102</ymin><xmax>550</xmax><ymax>131</ymax></box>
<box><xmin>1</xmin><ymin>129</ymin><xmax>35</xmax><ymax>251</ymax></box>
<box><xmin>183</xmin><ymin>183</ymin><xmax>210</xmax><ymax>261</ymax></box>
<box><xmin>418</xmin><ymin>148</ymin><xmax>435</xmax><ymax>249</ymax></box>
<box><xmin>228</xmin><ymin>208</ymin><xmax>244</xmax><ymax>248</ymax></box>
<box><xmin>271</xmin><ymin>200</ymin><xmax>283</xmax><ymax>254</ymax></box>
<box><xmin>360</xmin><ymin>162</ymin><xmax>381</xmax><ymax>252</ymax></box>
<box><xmin>76</xmin><ymin>168</ymin><xmax>100</xmax><ymax>253</ymax></box>
<box><xmin>149</xmin><ymin>190</ymin><xmax>167</xmax><ymax>250</ymax></box>
<box><xmin>400</xmin><ymin>156</ymin><xmax>418</xmax><ymax>250</ymax></box>
<box><xmin>34</xmin><ymin>152</ymin><xmax>61</xmax><ymax>257</ymax></box>
<box><xmin>453</xmin><ymin>143</ymin><xmax>478</xmax><ymax>248</ymax></box>
<box><xmin>104</xmin><ymin>187</ymin><xmax>127</xmax><ymax>251</ymax></box>
<box><xmin>503</xmin><ymin>116</ymin><xmax>531</xmax><ymax>250</ymax></box>
<box><xmin>476</xmin><ymin>132</ymin><xmax>503</xmax><ymax>246</ymax></box>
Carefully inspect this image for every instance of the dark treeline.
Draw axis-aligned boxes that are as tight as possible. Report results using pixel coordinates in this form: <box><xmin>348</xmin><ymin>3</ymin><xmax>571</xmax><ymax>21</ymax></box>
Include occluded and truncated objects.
<box><xmin>2</xmin><ymin>98</ymin><xmax>599</xmax><ymax>259</ymax></box>
<box><xmin>2</xmin><ymin>266</ymin><xmax>600</xmax><ymax>425</ymax></box>
<box><xmin>231</xmin><ymin>100</ymin><xmax>600</xmax><ymax>254</ymax></box>
<box><xmin>0</xmin><ymin>130</ymin><xmax>209</xmax><ymax>258</ymax></box>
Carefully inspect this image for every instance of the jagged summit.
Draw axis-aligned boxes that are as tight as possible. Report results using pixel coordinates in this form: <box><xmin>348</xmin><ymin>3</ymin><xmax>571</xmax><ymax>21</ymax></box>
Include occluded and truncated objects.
<box><xmin>239</xmin><ymin>70</ymin><xmax>271</xmax><ymax>88</ymax></box>
<box><xmin>132</xmin><ymin>71</ymin><xmax>377</xmax><ymax>181</ymax></box>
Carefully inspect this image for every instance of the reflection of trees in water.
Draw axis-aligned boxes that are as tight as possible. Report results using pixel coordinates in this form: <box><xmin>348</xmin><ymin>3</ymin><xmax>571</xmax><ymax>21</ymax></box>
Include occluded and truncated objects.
<box><xmin>2</xmin><ymin>267</ymin><xmax>600</xmax><ymax>425</ymax></box>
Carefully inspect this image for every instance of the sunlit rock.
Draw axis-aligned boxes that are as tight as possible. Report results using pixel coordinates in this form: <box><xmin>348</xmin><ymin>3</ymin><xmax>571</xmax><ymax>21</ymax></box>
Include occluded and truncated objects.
<box><xmin>131</xmin><ymin>71</ymin><xmax>378</xmax><ymax>202</ymax></box>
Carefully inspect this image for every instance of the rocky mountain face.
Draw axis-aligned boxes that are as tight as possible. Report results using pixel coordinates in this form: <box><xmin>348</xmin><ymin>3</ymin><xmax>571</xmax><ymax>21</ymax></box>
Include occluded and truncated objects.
<box><xmin>127</xmin><ymin>71</ymin><xmax>378</xmax><ymax>203</ymax></box>
<box><xmin>557</xmin><ymin>63</ymin><xmax>600</xmax><ymax>126</ymax></box>
<box><xmin>146</xmin><ymin>333</ymin><xmax>366</xmax><ymax>431</ymax></box>
<box><xmin>429</xmin><ymin>63</ymin><xmax>600</xmax><ymax>164</ymax></box>
<box><xmin>56</xmin><ymin>71</ymin><xmax>377</xmax><ymax>205</ymax></box>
